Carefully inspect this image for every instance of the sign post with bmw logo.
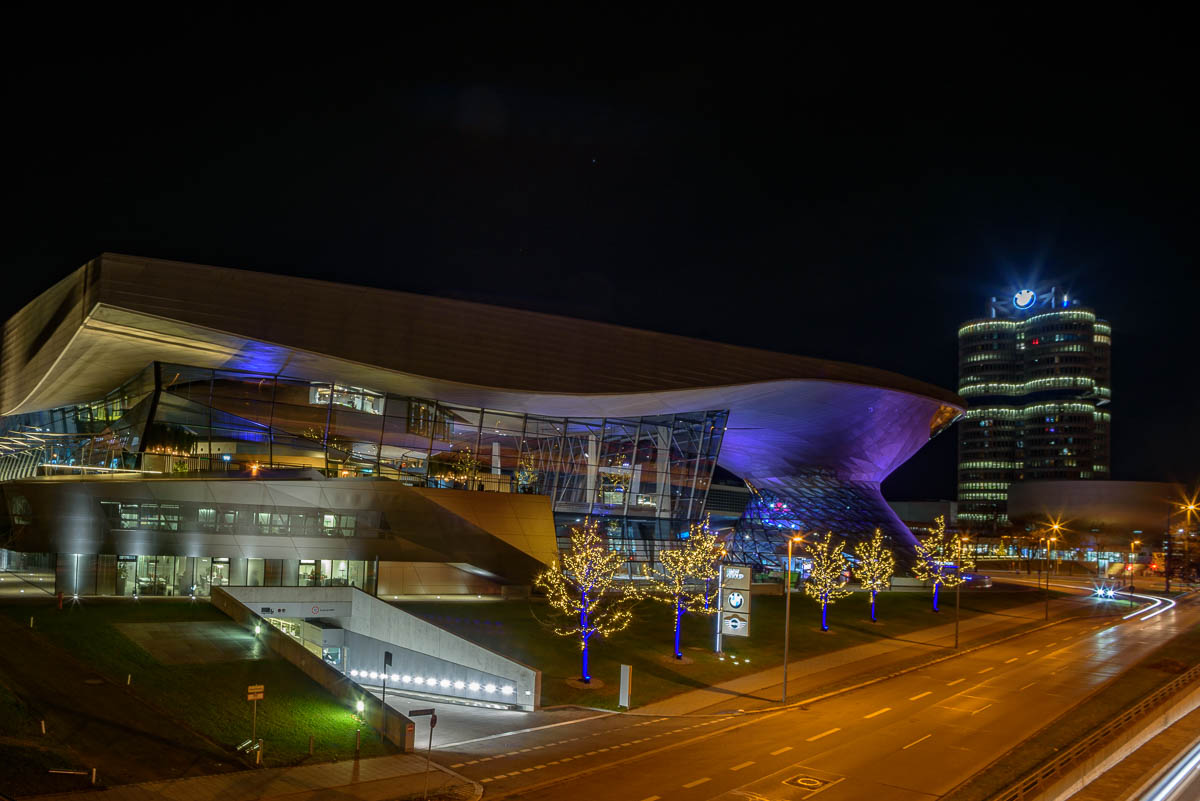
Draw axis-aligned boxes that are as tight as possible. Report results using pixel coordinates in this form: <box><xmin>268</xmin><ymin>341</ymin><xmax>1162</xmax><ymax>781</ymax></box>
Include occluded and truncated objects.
<box><xmin>716</xmin><ymin>564</ymin><xmax>752</xmax><ymax>651</ymax></box>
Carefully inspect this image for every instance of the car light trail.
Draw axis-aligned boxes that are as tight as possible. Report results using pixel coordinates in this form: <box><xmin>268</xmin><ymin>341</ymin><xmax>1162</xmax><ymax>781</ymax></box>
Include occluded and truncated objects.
<box><xmin>1142</xmin><ymin>737</ymin><xmax>1200</xmax><ymax>801</ymax></box>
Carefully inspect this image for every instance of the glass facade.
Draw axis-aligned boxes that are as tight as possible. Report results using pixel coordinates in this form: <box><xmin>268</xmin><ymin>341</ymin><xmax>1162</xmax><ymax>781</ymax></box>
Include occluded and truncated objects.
<box><xmin>102</xmin><ymin>555</ymin><xmax>371</xmax><ymax>595</ymax></box>
<box><xmin>730</xmin><ymin>472</ymin><xmax>910</xmax><ymax>568</ymax></box>
<box><xmin>957</xmin><ymin>299</ymin><xmax>1112</xmax><ymax>527</ymax></box>
<box><xmin>1</xmin><ymin>361</ymin><xmax>728</xmax><ymax>561</ymax></box>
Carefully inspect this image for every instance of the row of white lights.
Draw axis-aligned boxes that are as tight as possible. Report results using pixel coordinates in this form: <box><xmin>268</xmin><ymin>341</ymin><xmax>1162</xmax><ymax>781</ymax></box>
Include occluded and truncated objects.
<box><xmin>349</xmin><ymin>669</ymin><xmax>514</xmax><ymax>695</ymax></box>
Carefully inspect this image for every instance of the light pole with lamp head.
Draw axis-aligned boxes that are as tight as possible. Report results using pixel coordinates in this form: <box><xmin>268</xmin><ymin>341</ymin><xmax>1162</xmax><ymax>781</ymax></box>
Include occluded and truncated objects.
<box><xmin>1044</xmin><ymin>535</ymin><xmax>1057</xmax><ymax>620</ymax></box>
<box><xmin>782</xmin><ymin>534</ymin><xmax>804</xmax><ymax>703</ymax></box>
<box><xmin>1129</xmin><ymin>539</ymin><xmax>1141</xmax><ymax>607</ymax></box>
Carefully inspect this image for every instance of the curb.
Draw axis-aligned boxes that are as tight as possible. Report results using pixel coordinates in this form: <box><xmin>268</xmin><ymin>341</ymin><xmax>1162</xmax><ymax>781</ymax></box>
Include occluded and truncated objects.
<box><xmin>430</xmin><ymin>759</ymin><xmax>485</xmax><ymax>801</ymax></box>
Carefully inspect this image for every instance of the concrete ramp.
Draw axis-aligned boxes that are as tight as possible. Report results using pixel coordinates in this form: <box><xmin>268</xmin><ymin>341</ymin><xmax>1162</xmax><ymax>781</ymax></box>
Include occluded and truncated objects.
<box><xmin>221</xmin><ymin>586</ymin><xmax>540</xmax><ymax>711</ymax></box>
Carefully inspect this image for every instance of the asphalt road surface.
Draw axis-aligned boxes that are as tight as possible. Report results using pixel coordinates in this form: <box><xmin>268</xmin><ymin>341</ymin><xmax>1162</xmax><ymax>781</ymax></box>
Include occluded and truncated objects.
<box><xmin>431</xmin><ymin>591</ymin><xmax>1198</xmax><ymax>800</ymax></box>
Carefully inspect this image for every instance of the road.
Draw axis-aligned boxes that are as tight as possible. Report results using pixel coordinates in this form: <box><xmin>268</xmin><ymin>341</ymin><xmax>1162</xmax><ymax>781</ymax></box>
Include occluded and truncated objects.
<box><xmin>426</xmin><ymin>590</ymin><xmax>1198</xmax><ymax>800</ymax></box>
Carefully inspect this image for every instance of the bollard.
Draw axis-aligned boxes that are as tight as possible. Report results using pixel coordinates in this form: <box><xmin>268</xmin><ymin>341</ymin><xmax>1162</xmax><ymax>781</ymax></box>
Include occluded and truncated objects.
<box><xmin>355</xmin><ymin>728</ymin><xmax>361</xmax><ymax>758</ymax></box>
<box><xmin>41</xmin><ymin>720</ymin><xmax>45</xmax><ymax>735</ymax></box>
<box><xmin>256</xmin><ymin>739</ymin><xmax>263</xmax><ymax>765</ymax></box>
<box><xmin>30</xmin><ymin>616</ymin><xmax>34</xmax><ymax>628</ymax></box>
<box><xmin>91</xmin><ymin>768</ymin><xmax>96</xmax><ymax>785</ymax></box>
<box><xmin>126</xmin><ymin>674</ymin><xmax>131</xmax><ymax>686</ymax></box>
<box><xmin>308</xmin><ymin>734</ymin><xmax>314</xmax><ymax>755</ymax></box>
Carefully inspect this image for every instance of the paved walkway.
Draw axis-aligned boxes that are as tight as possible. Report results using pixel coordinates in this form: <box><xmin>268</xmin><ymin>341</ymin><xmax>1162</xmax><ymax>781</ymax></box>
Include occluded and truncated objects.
<box><xmin>636</xmin><ymin>587</ymin><xmax>1104</xmax><ymax>715</ymax></box>
<box><xmin>25</xmin><ymin>753</ymin><xmax>480</xmax><ymax>801</ymax></box>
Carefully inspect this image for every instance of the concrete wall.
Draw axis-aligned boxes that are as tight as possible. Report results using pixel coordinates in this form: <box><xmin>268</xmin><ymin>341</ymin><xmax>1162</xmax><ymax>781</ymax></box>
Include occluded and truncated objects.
<box><xmin>220</xmin><ymin>585</ymin><xmax>541</xmax><ymax>711</ymax></box>
<box><xmin>210</xmin><ymin>587</ymin><xmax>415</xmax><ymax>751</ymax></box>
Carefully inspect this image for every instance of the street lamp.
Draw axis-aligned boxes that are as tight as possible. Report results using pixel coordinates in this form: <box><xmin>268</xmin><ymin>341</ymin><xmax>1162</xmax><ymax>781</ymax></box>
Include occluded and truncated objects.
<box><xmin>1044</xmin><ymin>536</ymin><xmax>1056</xmax><ymax>621</ymax></box>
<box><xmin>1048</xmin><ymin>523</ymin><xmax>1062</xmax><ymax>577</ymax></box>
<box><xmin>782</xmin><ymin>534</ymin><xmax>804</xmax><ymax>703</ymax></box>
<box><xmin>955</xmin><ymin>536</ymin><xmax>969</xmax><ymax>648</ymax></box>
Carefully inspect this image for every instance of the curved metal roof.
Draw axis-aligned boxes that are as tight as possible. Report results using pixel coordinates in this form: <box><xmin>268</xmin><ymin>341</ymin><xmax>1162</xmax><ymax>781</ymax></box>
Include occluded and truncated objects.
<box><xmin>1</xmin><ymin>253</ymin><xmax>963</xmax><ymax>483</ymax></box>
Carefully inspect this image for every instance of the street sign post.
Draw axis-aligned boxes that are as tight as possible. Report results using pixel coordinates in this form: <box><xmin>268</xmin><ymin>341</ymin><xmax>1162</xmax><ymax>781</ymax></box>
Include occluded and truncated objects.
<box><xmin>718</xmin><ymin>565</ymin><xmax>752</xmax><ymax>645</ymax></box>
<box><xmin>247</xmin><ymin>684</ymin><xmax>265</xmax><ymax>743</ymax></box>
<box><xmin>409</xmin><ymin>708</ymin><xmax>437</xmax><ymax>800</ymax></box>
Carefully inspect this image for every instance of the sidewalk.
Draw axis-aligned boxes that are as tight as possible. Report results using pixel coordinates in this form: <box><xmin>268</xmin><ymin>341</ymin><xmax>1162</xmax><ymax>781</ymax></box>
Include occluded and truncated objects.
<box><xmin>636</xmin><ymin>589</ymin><xmax>1100</xmax><ymax>715</ymax></box>
<box><xmin>24</xmin><ymin>753</ymin><xmax>481</xmax><ymax>801</ymax></box>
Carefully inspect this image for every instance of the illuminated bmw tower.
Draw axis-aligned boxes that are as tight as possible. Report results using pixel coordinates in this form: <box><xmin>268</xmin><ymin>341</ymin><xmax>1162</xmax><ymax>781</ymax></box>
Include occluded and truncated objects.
<box><xmin>956</xmin><ymin>286</ymin><xmax>1112</xmax><ymax>528</ymax></box>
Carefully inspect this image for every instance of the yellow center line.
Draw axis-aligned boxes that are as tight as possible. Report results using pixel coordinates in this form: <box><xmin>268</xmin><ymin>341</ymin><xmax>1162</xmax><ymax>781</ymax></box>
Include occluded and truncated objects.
<box><xmin>683</xmin><ymin>777</ymin><xmax>711</xmax><ymax>788</ymax></box>
<box><xmin>902</xmin><ymin>734</ymin><xmax>932</xmax><ymax>750</ymax></box>
<box><xmin>806</xmin><ymin>727</ymin><xmax>841</xmax><ymax>742</ymax></box>
<box><xmin>863</xmin><ymin>707</ymin><xmax>891</xmax><ymax>719</ymax></box>
<box><xmin>770</xmin><ymin>746</ymin><xmax>793</xmax><ymax>755</ymax></box>
<box><xmin>909</xmin><ymin>691</ymin><xmax>932</xmax><ymax>700</ymax></box>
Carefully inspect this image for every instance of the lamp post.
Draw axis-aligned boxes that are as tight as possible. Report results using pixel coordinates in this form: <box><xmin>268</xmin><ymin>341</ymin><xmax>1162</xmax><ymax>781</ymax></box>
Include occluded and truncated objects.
<box><xmin>782</xmin><ymin>534</ymin><xmax>803</xmax><ymax>703</ymax></box>
<box><xmin>1048</xmin><ymin>523</ymin><xmax>1062</xmax><ymax>577</ymax></box>
<box><xmin>955</xmin><ymin>536</ymin><xmax>969</xmax><ymax>649</ymax></box>
<box><xmin>1167</xmin><ymin>502</ymin><xmax>1199</xmax><ymax>591</ymax></box>
<box><xmin>1044</xmin><ymin>536</ymin><xmax>1056</xmax><ymax>621</ymax></box>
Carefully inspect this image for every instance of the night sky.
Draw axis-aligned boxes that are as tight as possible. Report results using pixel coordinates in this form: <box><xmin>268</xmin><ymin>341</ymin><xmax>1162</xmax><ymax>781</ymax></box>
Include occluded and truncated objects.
<box><xmin>2</xmin><ymin>13</ymin><xmax>1196</xmax><ymax>499</ymax></box>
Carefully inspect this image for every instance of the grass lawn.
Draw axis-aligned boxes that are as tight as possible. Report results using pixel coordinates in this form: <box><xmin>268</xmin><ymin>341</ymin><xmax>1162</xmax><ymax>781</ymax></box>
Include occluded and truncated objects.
<box><xmin>401</xmin><ymin>583</ymin><xmax>1083</xmax><ymax>709</ymax></box>
<box><xmin>1</xmin><ymin>669</ymin><xmax>92</xmax><ymax>795</ymax></box>
<box><xmin>0</xmin><ymin>601</ymin><xmax>396</xmax><ymax>767</ymax></box>
<box><xmin>944</xmin><ymin>624</ymin><xmax>1200</xmax><ymax>801</ymax></box>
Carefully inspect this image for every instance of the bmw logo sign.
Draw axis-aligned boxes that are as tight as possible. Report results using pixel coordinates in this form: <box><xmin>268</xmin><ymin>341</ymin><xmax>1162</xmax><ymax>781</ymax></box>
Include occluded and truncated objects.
<box><xmin>1013</xmin><ymin>289</ymin><xmax>1036</xmax><ymax>310</ymax></box>
<box><xmin>727</xmin><ymin>591</ymin><xmax>745</xmax><ymax>609</ymax></box>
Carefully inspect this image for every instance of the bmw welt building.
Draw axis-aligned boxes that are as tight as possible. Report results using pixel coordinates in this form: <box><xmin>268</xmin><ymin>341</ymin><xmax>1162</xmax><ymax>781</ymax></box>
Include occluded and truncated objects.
<box><xmin>0</xmin><ymin>254</ymin><xmax>962</xmax><ymax>598</ymax></box>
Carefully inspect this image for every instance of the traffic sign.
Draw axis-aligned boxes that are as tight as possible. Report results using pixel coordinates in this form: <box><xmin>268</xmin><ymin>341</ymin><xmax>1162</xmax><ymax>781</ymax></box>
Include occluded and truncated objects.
<box><xmin>247</xmin><ymin>692</ymin><xmax>264</xmax><ymax>700</ymax></box>
<box><xmin>247</xmin><ymin>684</ymin><xmax>265</xmax><ymax>701</ymax></box>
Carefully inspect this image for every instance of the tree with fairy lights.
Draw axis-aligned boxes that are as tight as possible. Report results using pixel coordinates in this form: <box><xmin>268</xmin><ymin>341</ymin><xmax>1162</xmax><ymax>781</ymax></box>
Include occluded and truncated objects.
<box><xmin>855</xmin><ymin>528</ymin><xmax>895</xmax><ymax>623</ymax></box>
<box><xmin>912</xmin><ymin>515</ymin><xmax>975</xmax><ymax>612</ymax></box>
<box><xmin>644</xmin><ymin>516</ymin><xmax>723</xmax><ymax>659</ymax></box>
<box><xmin>534</xmin><ymin>518</ymin><xmax>638</xmax><ymax>683</ymax></box>
<box><xmin>803</xmin><ymin>531</ymin><xmax>853</xmax><ymax>631</ymax></box>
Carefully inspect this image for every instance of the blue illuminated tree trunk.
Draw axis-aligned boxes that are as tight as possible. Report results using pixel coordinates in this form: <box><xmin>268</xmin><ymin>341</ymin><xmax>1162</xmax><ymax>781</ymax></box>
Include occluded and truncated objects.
<box><xmin>820</xmin><ymin>595</ymin><xmax>829</xmax><ymax>631</ymax></box>
<box><xmin>870</xmin><ymin>589</ymin><xmax>877</xmax><ymax>623</ymax></box>
<box><xmin>580</xmin><ymin>591</ymin><xmax>591</xmax><ymax>682</ymax></box>
<box><xmin>673</xmin><ymin>598</ymin><xmax>684</xmax><ymax>659</ymax></box>
<box><xmin>932</xmin><ymin>582</ymin><xmax>940</xmax><ymax>612</ymax></box>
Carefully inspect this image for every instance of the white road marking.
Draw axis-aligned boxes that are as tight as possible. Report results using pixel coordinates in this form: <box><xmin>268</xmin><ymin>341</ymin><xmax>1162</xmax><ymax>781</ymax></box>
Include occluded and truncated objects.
<box><xmin>947</xmin><ymin>678</ymin><xmax>965</xmax><ymax>686</ymax></box>
<box><xmin>639</xmin><ymin>797</ymin><xmax>661</xmax><ymax>801</ymax></box>
<box><xmin>806</xmin><ymin>727</ymin><xmax>842</xmax><ymax>742</ymax></box>
<box><xmin>1004</xmin><ymin>658</ymin><xmax>1018</xmax><ymax>664</ymax></box>
<box><xmin>438</xmin><ymin>711</ymin><xmax>616</xmax><ymax>748</ymax></box>
<box><xmin>863</xmin><ymin>707</ymin><xmax>891</xmax><ymax>719</ymax></box>
<box><xmin>1047</xmin><ymin>642</ymin><xmax>1057</xmax><ymax>647</ymax></box>
<box><xmin>450</xmin><ymin>762</ymin><xmax>464</xmax><ymax>768</ymax></box>
<box><xmin>1018</xmin><ymin>681</ymin><xmax>1036</xmax><ymax>690</ymax></box>
<box><xmin>731</xmin><ymin>761</ymin><xmax>755</xmax><ymax>771</ymax></box>
<box><xmin>909</xmin><ymin>691</ymin><xmax>932</xmax><ymax>700</ymax></box>
<box><xmin>1026</xmin><ymin>649</ymin><xmax>1040</xmax><ymax>655</ymax></box>
<box><xmin>972</xmin><ymin>703</ymin><xmax>994</xmax><ymax>716</ymax></box>
<box><xmin>978</xmin><ymin>667</ymin><xmax>994</xmax><ymax>674</ymax></box>
<box><xmin>480</xmin><ymin>777</ymin><xmax>493</xmax><ymax>784</ymax></box>
<box><xmin>683</xmin><ymin>777</ymin><xmax>711</xmax><ymax>788</ymax></box>
<box><xmin>770</xmin><ymin>746</ymin><xmax>793</xmax><ymax>755</ymax></box>
<box><xmin>902</xmin><ymin>734</ymin><xmax>932</xmax><ymax>750</ymax></box>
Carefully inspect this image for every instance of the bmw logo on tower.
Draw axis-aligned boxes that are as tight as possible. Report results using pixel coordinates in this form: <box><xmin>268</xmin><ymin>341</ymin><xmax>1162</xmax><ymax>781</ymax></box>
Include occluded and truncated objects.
<box><xmin>1012</xmin><ymin>288</ymin><xmax>1036</xmax><ymax>310</ymax></box>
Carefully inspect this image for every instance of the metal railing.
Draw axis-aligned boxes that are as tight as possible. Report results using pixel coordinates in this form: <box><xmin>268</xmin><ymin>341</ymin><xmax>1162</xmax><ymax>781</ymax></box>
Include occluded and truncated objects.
<box><xmin>990</xmin><ymin>661</ymin><xmax>1200</xmax><ymax>801</ymax></box>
